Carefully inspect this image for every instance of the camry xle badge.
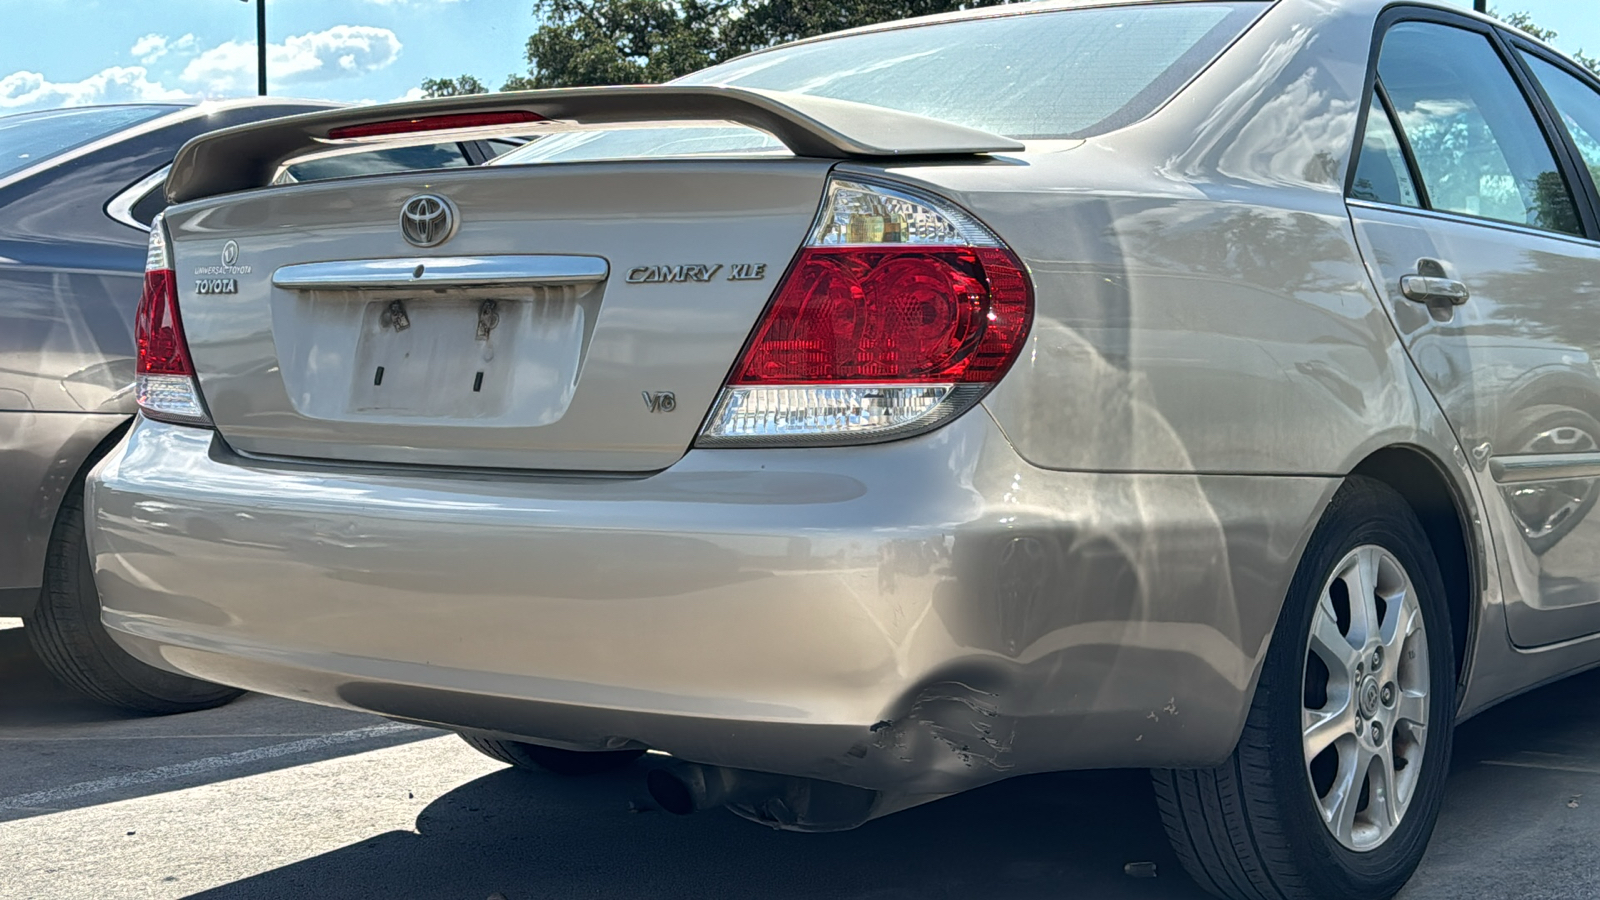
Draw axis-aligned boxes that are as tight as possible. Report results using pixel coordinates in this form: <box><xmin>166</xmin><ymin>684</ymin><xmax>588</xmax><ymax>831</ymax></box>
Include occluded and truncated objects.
<box><xmin>400</xmin><ymin>194</ymin><xmax>456</xmax><ymax>248</ymax></box>
<box><xmin>626</xmin><ymin>263</ymin><xmax>769</xmax><ymax>284</ymax></box>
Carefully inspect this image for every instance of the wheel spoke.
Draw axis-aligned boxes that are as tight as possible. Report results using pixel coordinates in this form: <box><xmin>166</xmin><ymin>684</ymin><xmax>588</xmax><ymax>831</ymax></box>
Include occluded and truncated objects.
<box><xmin>1304</xmin><ymin>702</ymin><xmax>1353</xmax><ymax>758</ymax></box>
<box><xmin>1395</xmin><ymin>689</ymin><xmax>1428</xmax><ymax>729</ymax></box>
<box><xmin>1310</xmin><ymin>599</ymin><xmax>1359</xmax><ymax>673</ymax></box>
<box><xmin>1326</xmin><ymin>743</ymin><xmax>1372</xmax><ymax>845</ymax></box>
<box><xmin>1368</xmin><ymin>741</ymin><xmax>1401</xmax><ymax>831</ymax></box>
<box><xmin>1349</xmin><ymin>546</ymin><xmax>1382</xmax><ymax>647</ymax></box>
<box><xmin>1384</xmin><ymin>597</ymin><xmax>1420</xmax><ymax>663</ymax></box>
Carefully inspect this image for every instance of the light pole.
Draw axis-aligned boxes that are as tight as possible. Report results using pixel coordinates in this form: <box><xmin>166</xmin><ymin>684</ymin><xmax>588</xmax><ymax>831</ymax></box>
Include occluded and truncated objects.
<box><xmin>1474</xmin><ymin>0</ymin><xmax>1487</xmax><ymax>11</ymax></box>
<box><xmin>240</xmin><ymin>0</ymin><xmax>266</xmax><ymax>96</ymax></box>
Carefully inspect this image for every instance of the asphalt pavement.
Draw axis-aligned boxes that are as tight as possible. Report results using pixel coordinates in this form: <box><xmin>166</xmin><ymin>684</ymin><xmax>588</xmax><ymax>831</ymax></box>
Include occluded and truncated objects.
<box><xmin>3</xmin><ymin>614</ymin><xmax>1600</xmax><ymax>899</ymax></box>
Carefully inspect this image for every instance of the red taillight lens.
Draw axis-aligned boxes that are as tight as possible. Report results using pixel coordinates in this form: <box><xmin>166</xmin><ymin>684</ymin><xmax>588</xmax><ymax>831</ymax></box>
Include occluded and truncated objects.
<box><xmin>730</xmin><ymin>246</ymin><xmax>1031</xmax><ymax>385</ymax></box>
<box><xmin>135</xmin><ymin>217</ymin><xmax>211</xmax><ymax>426</ymax></box>
<box><xmin>698</xmin><ymin>177</ymin><xmax>1034</xmax><ymax>447</ymax></box>
<box><xmin>135</xmin><ymin>268</ymin><xmax>194</xmax><ymax>377</ymax></box>
<box><xmin>327</xmin><ymin>111</ymin><xmax>546</xmax><ymax>140</ymax></box>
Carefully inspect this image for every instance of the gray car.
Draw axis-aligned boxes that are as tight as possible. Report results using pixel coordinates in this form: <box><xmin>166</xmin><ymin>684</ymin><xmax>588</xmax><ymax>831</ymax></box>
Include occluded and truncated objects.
<box><xmin>79</xmin><ymin>1</ymin><xmax>1600</xmax><ymax>896</ymax></box>
<box><xmin>0</xmin><ymin>100</ymin><xmax>518</xmax><ymax>714</ymax></box>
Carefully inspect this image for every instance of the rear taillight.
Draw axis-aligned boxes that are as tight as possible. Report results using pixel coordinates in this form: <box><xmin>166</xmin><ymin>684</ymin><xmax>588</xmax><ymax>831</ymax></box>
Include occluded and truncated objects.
<box><xmin>135</xmin><ymin>216</ymin><xmax>211</xmax><ymax>427</ymax></box>
<box><xmin>326</xmin><ymin>110</ymin><xmax>546</xmax><ymax>140</ymax></box>
<box><xmin>697</xmin><ymin>177</ymin><xmax>1032</xmax><ymax>446</ymax></box>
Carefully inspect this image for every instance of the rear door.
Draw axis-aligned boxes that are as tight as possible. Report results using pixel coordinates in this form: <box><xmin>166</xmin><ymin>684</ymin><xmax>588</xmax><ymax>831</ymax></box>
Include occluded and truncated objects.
<box><xmin>1347</xmin><ymin>10</ymin><xmax>1600</xmax><ymax>648</ymax></box>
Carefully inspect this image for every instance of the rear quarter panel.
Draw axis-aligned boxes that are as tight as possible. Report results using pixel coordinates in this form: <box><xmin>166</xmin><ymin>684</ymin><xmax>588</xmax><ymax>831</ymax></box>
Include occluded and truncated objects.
<box><xmin>848</xmin><ymin>0</ymin><xmax>1517</xmax><ymax>718</ymax></box>
<box><xmin>865</xmin><ymin>0</ymin><xmax>1430</xmax><ymax>479</ymax></box>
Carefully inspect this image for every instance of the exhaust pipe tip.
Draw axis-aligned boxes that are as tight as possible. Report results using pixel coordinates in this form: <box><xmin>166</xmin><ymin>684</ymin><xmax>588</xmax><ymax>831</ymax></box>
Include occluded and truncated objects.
<box><xmin>644</xmin><ymin>759</ymin><xmax>883</xmax><ymax>831</ymax></box>
<box><xmin>645</xmin><ymin>766</ymin><xmax>701</xmax><ymax>816</ymax></box>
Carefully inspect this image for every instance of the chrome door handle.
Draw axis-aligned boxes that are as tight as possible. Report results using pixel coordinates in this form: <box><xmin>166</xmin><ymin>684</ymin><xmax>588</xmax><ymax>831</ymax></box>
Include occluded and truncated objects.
<box><xmin>1400</xmin><ymin>258</ymin><xmax>1469</xmax><ymax>307</ymax></box>
<box><xmin>1400</xmin><ymin>275</ymin><xmax>1471</xmax><ymax>305</ymax></box>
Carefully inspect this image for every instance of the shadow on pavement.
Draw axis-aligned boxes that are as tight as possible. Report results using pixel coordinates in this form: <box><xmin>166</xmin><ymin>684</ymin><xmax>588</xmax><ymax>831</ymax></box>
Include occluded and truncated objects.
<box><xmin>0</xmin><ymin>620</ymin><xmax>145</xmax><ymax>728</ymax></box>
<box><xmin>0</xmin><ymin>621</ymin><xmax>436</xmax><ymax>822</ymax></box>
<box><xmin>1403</xmin><ymin>666</ymin><xmax>1600</xmax><ymax>900</ymax></box>
<box><xmin>188</xmin><ymin>668</ymin><xmax>1600</xmax><ymax>900</ymax></box>
<box><xmin>190</xmin><ymin>760</ymin><xmax>1204</xmax><ymax>900</ymax></box>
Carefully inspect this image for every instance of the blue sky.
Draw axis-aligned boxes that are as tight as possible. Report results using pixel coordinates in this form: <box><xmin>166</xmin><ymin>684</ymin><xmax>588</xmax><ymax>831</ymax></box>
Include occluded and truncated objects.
<box><xmin>0</xmin><ymin>0</ymin><xmax>535</xmax><ymax>110</ymax></box>
<box><xmin>0</xmin><ymin>1</ymin><xmax>1596</xmax><ymax>112</ymax></box>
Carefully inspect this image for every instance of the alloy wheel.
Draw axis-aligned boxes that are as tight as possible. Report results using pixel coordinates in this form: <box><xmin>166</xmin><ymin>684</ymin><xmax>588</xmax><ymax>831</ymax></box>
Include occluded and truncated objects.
<box><xmin>1302</xmin><ymin>545</ymin><xmax>1430</xmax><ymax>852</ymax></box>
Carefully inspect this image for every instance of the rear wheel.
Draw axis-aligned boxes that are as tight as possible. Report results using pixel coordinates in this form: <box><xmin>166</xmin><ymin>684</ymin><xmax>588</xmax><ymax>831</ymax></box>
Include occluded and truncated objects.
<box><xmin>24</xmin><ymin>482</ymin><xmax>242</xmax><ymax>715</ymax></box>
<box><xmin>1153</xmin><ymin>477</ymin><xmax>1456</xmax><ymax>900</ymax></box>
<box><xmin>459</xmin><ymin>734</ymin><xmax>645</xmax><ymax>775</ymax></box>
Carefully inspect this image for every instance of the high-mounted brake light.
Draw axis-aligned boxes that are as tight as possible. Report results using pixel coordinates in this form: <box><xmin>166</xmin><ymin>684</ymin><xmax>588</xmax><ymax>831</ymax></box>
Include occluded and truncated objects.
<box><xmin>135</xmin><ymin>215</ymin><xmax>211</xmax><ymax>427</ymax></box>
<box><xmin>326</xmin><ymin>111</ymin><xmax>547</xmax><ymax>140</ymax></box>
<box><xmin>697</xmin><ymin>178</ymin><xmax>1032</xmax><ymax>446</ymax></box>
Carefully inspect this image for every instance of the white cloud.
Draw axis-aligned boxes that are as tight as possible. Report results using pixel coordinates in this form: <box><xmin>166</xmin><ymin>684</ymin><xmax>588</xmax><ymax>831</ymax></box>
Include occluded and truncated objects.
<box><xmin>130</xmin><ymin>34</ymin><xmax>166</xmax><ymax>62</ymax></box>
<box><xmin>181</xmin><ymin>25</ymin><xmax>402</xmax><ymax>94</ymax></box>
<box><xmin>392</xmin><ymin>87</ymin><xmax>427</xmax><ymax>103</ymax></box>
<box><xmin>0</xmin><ymin>66</ymin><xmax>191</xmax><ymax>111</ymax></box>
<box><xmin>130</xmin><ymin>33</ymin><xmax>198</xmax><ymax>65</ymax></box>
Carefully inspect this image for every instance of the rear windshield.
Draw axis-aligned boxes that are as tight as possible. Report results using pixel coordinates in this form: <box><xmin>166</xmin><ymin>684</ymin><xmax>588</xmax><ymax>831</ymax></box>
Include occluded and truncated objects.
<box><xmin>0</xmin><ymin>105</ymin><xmax>176</xmax><ymax>180</ymax></box>
<box><xmin>496</xmin><ymin>2</ymin><xmax>1264</xmax><ymax>165</ymax></box>
<box><xmin>280</xmin><ymin>143</ymin><xmax>472</xmax><ymax>183</ymax></box>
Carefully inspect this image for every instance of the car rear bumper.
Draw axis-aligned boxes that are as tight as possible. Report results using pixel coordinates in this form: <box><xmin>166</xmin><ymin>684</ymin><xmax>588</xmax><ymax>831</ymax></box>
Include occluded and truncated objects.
<box><xmin>87</xmin><ymin>414</ymin><xmax>1332</xmax><ymax>794</ymax></box>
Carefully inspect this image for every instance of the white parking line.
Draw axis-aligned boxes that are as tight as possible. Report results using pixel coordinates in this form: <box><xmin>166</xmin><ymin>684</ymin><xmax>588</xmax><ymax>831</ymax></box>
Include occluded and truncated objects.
<box><xmin>0</xmin><ymin>721</ymin><xmax>424</xmax><ymax>810</ymax></box>
<box><xmin>1481</xmin><ymin>758</ymin><xmax>1600</xmax><ymax>776</ymax></box>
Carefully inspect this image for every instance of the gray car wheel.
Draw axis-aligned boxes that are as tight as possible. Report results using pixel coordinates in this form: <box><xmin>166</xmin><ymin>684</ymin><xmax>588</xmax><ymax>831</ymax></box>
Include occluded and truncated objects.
<box><xmin>1152</xmin><ymin>476</ymin><xmax>1456</xmax><ymax>900</ymax></box>
<box><xmin>23</xmin><ymin>482</ymin><xmax>242</xmax><ymax>715</ymax></box>
<box><xmin>458</xmin><ymin>734</ymin><xmax>646</xmax><ymax>776</ymax></box>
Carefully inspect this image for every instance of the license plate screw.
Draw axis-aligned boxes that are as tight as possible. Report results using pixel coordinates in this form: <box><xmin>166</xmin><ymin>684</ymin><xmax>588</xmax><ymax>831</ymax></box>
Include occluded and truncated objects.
<box><xmin>383</xmin><ymin>299</ymin><xmax>410</xmax><ymax>331</ymax></box>
<box><xmin>476</xmin><ymin>299</ymin><xmax>500</xmax><ymax>341</ymax></box>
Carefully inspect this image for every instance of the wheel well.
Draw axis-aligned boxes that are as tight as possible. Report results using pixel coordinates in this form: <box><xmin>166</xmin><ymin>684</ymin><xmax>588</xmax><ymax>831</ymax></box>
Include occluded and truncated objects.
<box><xmin>1351</xmin><ymin>447</ymin><xmax>1473</xmax><ymax>683</ymax></box>
<box><xmin>8</xmin><ymin>417</ymin><xmax>134</xmax><ymax>618</ymax></box>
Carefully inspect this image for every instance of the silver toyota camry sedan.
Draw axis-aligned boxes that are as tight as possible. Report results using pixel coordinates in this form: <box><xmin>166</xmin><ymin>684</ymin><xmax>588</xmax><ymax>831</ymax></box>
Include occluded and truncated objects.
<box><xmin>83</xmin><ymin>0</ymin><xmax>1600</xmax><ymax>896</ymax></box>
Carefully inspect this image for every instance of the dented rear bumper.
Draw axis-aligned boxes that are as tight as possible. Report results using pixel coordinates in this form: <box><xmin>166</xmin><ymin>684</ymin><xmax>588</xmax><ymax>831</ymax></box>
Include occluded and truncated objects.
<box><xmin>86</xmin><ymin>413</ymin><xmax>1333</xmax><ymax>795</ymax></box>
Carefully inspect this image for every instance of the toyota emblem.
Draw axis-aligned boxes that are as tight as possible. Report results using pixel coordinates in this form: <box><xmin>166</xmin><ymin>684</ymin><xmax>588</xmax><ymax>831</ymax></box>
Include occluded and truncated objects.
<box><xmin>399</xmin><ymin>194</ymin><xmax>456</xmax><ymax>248</ymax></box>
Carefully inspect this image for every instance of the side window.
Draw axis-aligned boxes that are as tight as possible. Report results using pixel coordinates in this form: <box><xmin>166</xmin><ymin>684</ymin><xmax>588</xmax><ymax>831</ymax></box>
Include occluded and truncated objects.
<box><xmin>1351</xmin><ymin>96</ymin><xmax>1422</xmax><ymax>207</ymax></box>
<box><xmin>1378</xmin><ymin>21</ymin><xmax>1582</xmax><ymax>236</ymax></box>
<box><xmin>128</xmin><ymin>185</ymin><xmax>168</xmax><ymax>228</ymax></box>
<box><xmin>1522</xmin><ymin>53</ymin><xmax>1600</xmax><ymax>188</ymax></box>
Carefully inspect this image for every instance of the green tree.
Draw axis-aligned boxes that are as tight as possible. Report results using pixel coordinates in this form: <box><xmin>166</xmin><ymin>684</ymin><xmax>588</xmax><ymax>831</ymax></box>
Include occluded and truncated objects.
<box><xmin>1493</xmin><ymin>9</ymin><xmax>1600</xmax><ymax>76</ymax></box>
<box><xmin>722</xmin><ymin>0</ymin><xmax>1012</xmax><ymax>56</ymax></box>
<box><xmin>510</xmin><ymin>0</ymin><xmax>731</xmax><ymax>89</ymax></box>
<box><xmin>424</xmin><ymin>0</ymin><xmax>1015</xmax><ymax>93</ymax></box>
<box><xmin>420</xmin><ymin>74</ymin><xmax>490</xmax><ymax>98</ymax></box>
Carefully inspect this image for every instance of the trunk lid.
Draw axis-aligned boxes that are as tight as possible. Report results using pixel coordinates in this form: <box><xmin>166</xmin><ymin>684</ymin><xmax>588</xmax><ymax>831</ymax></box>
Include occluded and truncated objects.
<box><xmin>166</xmin><ymin>159</ymin><xmax>833</xmax><ymax>471</ymax></box>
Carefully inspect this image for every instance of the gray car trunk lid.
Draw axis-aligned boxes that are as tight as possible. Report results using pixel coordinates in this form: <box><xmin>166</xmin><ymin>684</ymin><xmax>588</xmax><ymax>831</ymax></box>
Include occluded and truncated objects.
<box><xmin>165</xmin><ymin>159</ymin><xmax>832</xmax><ymax>472</ymax></box>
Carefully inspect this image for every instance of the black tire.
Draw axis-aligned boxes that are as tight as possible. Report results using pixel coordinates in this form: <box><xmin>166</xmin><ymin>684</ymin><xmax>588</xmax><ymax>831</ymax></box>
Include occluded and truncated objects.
<box><xmin>459</xmin><ymin>734</ymin><xmax>645</xmax><ymax>775</ymax></box>
<box><xmin>1153</xmin><ymin>476</ymin><xmax>1457</xmax><ymax>900</ymax></box>
<box><xmin>23</xmin><ymin>482</ymin><xmax>242</xmax><ymax>715</ymax></box>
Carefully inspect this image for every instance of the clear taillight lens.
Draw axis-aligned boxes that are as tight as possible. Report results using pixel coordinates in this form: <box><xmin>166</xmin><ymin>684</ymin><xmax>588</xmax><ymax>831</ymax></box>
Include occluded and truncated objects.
<box><xmin>135</xmin><ymin>216</ymin><xmax>211</xmax><ymax>426</ymax></box>
<box><xmin>697</xmin><ymin>178</ymin><xmax>1032</xmax><ymax>447</ymax></box>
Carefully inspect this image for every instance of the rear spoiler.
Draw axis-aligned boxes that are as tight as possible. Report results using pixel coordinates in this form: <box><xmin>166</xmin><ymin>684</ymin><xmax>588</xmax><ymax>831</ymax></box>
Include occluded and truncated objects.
<box><xmin>165</xmin><ymin>85</ymin><xmax>1026</xmax><ymax>203</ymax></box>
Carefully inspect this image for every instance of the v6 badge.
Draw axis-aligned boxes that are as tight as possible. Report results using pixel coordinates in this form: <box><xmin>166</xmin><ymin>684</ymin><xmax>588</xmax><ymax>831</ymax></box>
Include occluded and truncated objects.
<box><xmin>642</xmin><ymin>391</ymin><xmax>677</xmax><ymax>413</ymax></box>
